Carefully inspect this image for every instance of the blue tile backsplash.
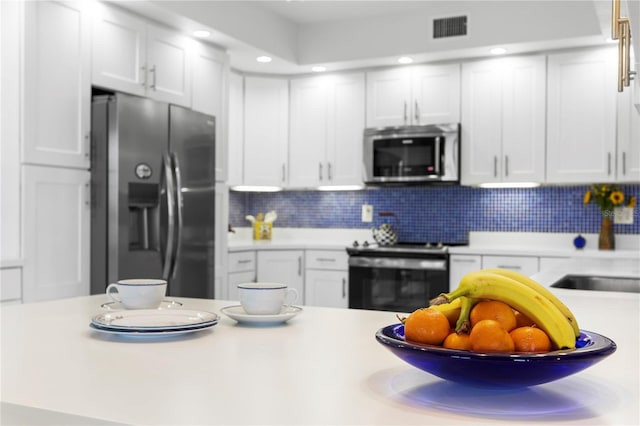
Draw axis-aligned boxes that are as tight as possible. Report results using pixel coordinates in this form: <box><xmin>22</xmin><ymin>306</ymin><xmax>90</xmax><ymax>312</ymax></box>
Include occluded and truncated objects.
<box><xmin>229</xmin><ymin>184</ymin><xmax>640</xmax><ymax>243</ymax></box>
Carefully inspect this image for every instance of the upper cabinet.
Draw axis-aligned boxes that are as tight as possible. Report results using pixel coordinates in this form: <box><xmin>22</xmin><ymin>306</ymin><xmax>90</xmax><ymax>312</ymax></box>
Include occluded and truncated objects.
<box><xmin>23</xmin><ymin>0</ymin><xmax>91</xmax><ymax>169</ymax></box>
<box><xmin>289</xmin><ymin>73</ymin><xmax>365</xmax><ymax>188</ymax></box>
<box><xmin>461</xmin><ymin>55</ymin><xmax>546</xmax><ymax>185</ymax></box>
<box><xmin>227</xmin><ymin>72</ymin><xmax>245</xmax><ymax>187</ymax></box>
<box><xmin>617</xmin><ymin>83</ymin><xmax>640</xmax><ymax>181</ymax></box>
<box><xmin>546</xmin><ymin>48</ymin><xmax>618</xmax><ymax>183</ymax></box>
<box><xmin>243</xmin><ymin>76</ymin><xmax>289</xmax><ymax>187</ymax></box>
<box><xmin>92</xmin><ymin>3</ymin><xmax>193</xmax><ymax>108</ymax></box>
<box><xmin>365</xmin><ymin>64</ymin><xmax>460</xmax><ymax>128</ymax></box>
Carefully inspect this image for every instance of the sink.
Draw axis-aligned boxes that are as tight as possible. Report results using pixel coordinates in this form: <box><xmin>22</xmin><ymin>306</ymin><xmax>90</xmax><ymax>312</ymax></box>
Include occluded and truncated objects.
<box><xmin>550</xmin><ymin>275</ymin><xmax>640</xmax><ymax>294</ymax></box>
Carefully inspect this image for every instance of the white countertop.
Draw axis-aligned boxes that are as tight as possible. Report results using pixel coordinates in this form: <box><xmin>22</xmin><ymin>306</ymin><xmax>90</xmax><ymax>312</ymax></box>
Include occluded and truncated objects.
<box><xmin>2</xmin><ymin>286</ymin><xmax>639</xmax><ymax>425</ymax></box>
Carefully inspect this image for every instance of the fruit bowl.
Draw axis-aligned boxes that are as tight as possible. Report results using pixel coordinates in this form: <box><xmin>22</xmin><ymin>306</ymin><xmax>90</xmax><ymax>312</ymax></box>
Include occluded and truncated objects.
<box><xmin>376</xmin><ymin>324</ymin><xmax>616</xmax><ymax>388</ymax></box>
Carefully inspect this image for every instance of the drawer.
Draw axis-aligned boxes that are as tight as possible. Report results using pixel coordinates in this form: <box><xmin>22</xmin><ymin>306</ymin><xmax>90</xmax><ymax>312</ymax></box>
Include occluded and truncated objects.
<box><xmin>228</xmin><ymin>251</ymin><xmax>256</xmax><ymax>273</ymax></box>
<box><xmin>305</xmin><ymin>250</ymin><xmax>348</xmax><ymax>271</ymax></box>
<box><xmin>482</xmin><ymin>255</ymin><xmax>539</xmax><ymax>277</ymax></box>
<box><xmin>1</xmin><ymin>268</ymin><xmax>22</xmax><ymax>302</ymax></box>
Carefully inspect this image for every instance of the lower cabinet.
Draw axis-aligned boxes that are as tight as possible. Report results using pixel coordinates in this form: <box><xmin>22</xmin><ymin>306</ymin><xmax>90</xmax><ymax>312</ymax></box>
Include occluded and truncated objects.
<box><xmin>22</xmin><ymin>165</ymin><xmax>90</xmax><ymax>302</ymax></box>
<box><xmin>0</xmin><ymin>268</ymin><xmax>22</xmax><ymax>305</ymax></box>
<box><xmin>227</xmin><ymin>250</ymin><xmax>256</xmax><ymax>301</ymax></box>
<box><xmin>305</xmin><ymin>250</ymin><xmax>349</xmax><ymax>308</ymax></box>
<box><xmin>481</xmin><ymin>255</ymin><xmax>539</xmax><ymax>277</ymax></box>
<box><xmin>257</xmin><ymin>250</ymin><xmax>305</xmax><ymax>304</ymax></box>
<box><xmin>449</xmin><ymin>255</ymin><xmax>482</xmax><ymax>291</ymax></box>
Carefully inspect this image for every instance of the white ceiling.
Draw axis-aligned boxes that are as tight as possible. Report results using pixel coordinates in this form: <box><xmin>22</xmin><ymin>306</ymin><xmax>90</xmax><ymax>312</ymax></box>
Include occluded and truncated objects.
<box><xmin>119</xmin><ymin>0</ymin><xmax>613</xmax><ymax>75</ymax></box>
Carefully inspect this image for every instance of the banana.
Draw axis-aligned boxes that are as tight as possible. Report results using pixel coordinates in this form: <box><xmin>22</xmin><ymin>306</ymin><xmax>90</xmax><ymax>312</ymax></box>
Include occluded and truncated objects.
<box><xmin>454</xmin><ymin>296</ymin><xmax>476</xmax><ymax>334</ymax></box>
<box><xmin>429</xmin><ymin>297</ymin><xmax>462</xmax><ymax>325</ymax></box>
<box><xmin>431</xmin><ymin>271</ymin><xmax>576</xmax><ymax>349</ymax></box>
<box><xmin>482</xmin><ymin>268</ymin><xmax>580</xmax><ymax>337</ymax></box>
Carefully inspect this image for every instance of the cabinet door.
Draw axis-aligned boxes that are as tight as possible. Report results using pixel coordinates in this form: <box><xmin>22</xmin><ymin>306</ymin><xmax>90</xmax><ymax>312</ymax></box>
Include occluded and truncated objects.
<box><xmin>449</xmin><ymin>255</ymin><xmax>481</xmax><ymax>291</ymax></box>
<box><xmin>289</xmin><ymin>76</ymin><xmax>328</xmax><ymax>187</ymax></box>
<box><xmin>411</xmin><ymin>64</ymin><xmax>461</xmax><ymax>125</ymax></box>
<box><xmin>257</xmin><ymin>250</ymin><xmax>304</xmax><ymax>303</ymax></box>
<box><xmin>617</xmin><ymin>84</ymin><xmax>640</xmax><ymax>182</ymax></box>
<box><xmin>214</xmin><ymin>183</ymin><xmax>229</xmax><ymax>300</ymax></box>
<box><xmin>23</xmin><ymin>166</ymin><xmax>90</xmax><ymax>302</ymax></box>
<box><xmin>23</xmin><ymin>0</ymin><xmax>90</xmax><ymax>169</ymax></box>
<box><xmin>228</xmin><ymin>271</ymin><xmax>256</xmax><ymax>302</ymax></box>
<box><xmin>327</xmin><ymin>73</ymin><xmax>365</xmax><ymax>186</ymax></box>
<box><xmin>92</xmin><ymin>3</ymin><xmax>147</xmax><ymax>96</ymax></box>
<box><xmin>501</xmin><ymin>56</ymin><xmax>546</xmax><ymax>182</ymax></box>
<box><xmin>227</xmin><ymin>72</ymin><xmax>245</xmax><ymax>187</ymax></box>
<box><xmin>243</xmin><ymin>77</ymin><xmax>289</xmax><ymax>187</ymax></box>
<box><xmin>547</xmin><ymin>48</ymin><xmax>617</xmax><ymax>183</ymax></box>
<box><xmin>305</xmin><ymin>270</ymin><xmax>348</xmax><ymax>308</ymax></box>
<box><xmin>146</xmin><ymin>23</ymin><xmax>192</xmax><ymax>108</ymax></box>
<box><xmin>461</xmin><ymin>60</ymin><xmax>503</xmax><ymax>185</ymax></box>
<box><xmin>366</xmin><ymin>67</ymin><xmax>411</xmax><ymax>127</ymax></box>
<box><xmin>482</xmin><ymin>255</ymin><xmax>539</xmax><ymax>277</ymax></box>
<box><xmin>192</xmin><ymin>43</ymin><xmax>229</xmax><ymax>183</ymax></box>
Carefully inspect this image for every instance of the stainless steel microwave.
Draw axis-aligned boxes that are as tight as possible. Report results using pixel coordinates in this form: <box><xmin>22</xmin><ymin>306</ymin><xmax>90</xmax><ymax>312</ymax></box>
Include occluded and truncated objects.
<box><xmin>363</xmin><ymin>123</ymin><xmax>460</xmax><ymax>184</ymax></box>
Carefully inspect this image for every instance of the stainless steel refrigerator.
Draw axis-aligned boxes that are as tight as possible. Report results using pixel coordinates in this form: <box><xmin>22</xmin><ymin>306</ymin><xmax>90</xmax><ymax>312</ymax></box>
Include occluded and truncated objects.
<box><xmin>90</xmin><ymin>92</ymin><xmax>216</xmax><ymax>298</ymax></box>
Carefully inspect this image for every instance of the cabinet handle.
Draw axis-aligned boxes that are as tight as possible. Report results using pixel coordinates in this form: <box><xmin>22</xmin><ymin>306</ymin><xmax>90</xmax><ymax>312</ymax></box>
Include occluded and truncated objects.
<box><xmin>622</xmin><ymin>152</ymin><xmax>627</xmax><ymax>175</ymax></box>
<box><xmin>84</xmin><ymin>132</ymin><xmax>90</xmax><ymax>159</ymax></box>
<box><xmin>497</xmin><ymin>265</ymin><xmax>522</xmax><ymax>270</ymax></box>
<box><xmin>237</xmin><ymin>259</ymin><xmax>252</xmax><ymax>264</ymax></box>
<box><xmin>141</xmin><ymin>65</ymin><xmax>147</xmax><ymax>87</ymax></box>
<box><xmin>414</xmin><ymin>101</ymin><xmax>420</xmax><ymax>123</ymax></box>
<box><xmin>319</xmin><ymin>162</ymin><xmax>323</xmax><ymax>181</ymax></box>
<box><xmin>149</xmin><ymin>65</ymin><xmax>157</xmax><ymax>90</ymax></box>
<box><xmin>403</xmin><ymin>101</ymin><xmax>408</xmax><ymax>124</ymax></box>
<box><xmin>504</xmin><ymin>155</ymin><xmax>509</xmax><ymax>177</ymax></box>
<box><xmin>84</xmin><ymin>181</ymin><xmax>91</xmax><ymax>207</ymax></box>
<box><xmin>493</xmin><ymin>156</ymin><xmax>498</xmax><ymax>178</ymax></box>
<box><xmin>608</xmin><ymin>152</ymin><xmax>612</xmax><ymax>176</ymax></box>
<box><xmin>452</xmin><ymin>258</ymin><xmax>478</xmax><ymax>263</ymax></box>
<box><xmin>281</xmin><ymin>164</ymin><xmax>286</xmax><ymax>182</ymax></box>
<box><xmin>342</xmin><ymin>278</ymin><xmax>346</xmax><ymax>299</ymax></box>
<box><xmin>298</xmin><ymin>257</ymin><xmax>302</xmax><ymax>276</ymax></box>
<box><xmin>316</xmin><ymin>258</ymin><xmax>336</xmax><ymax>262</ymax></box>
<box><xmin>327</xmin><ymin>162</ymin><xmax>332</xmax><ymax>181</ymax></box>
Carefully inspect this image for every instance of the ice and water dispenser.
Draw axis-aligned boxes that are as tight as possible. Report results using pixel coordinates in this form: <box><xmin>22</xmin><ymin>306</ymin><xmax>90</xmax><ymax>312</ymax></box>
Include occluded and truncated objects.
<box><xmin>127</xmin><ymin>182</ymin><xmax>160</xmax><ymax>251</ymax></box>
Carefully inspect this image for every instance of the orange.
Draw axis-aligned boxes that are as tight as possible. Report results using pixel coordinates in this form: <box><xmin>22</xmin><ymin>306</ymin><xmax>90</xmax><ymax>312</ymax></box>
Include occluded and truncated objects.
<box><xmin>510</xmin><ymin>326</ymin><xmax>552</xmax><ymax>353</ymax></box>
<box><xmin>514</xmin><ymin>310</ymin><xmax>535</xmax><ymax>328</ymax></box>
<box><xmin>469</xmin><ymin>319</ymin><xmax>515</xmax><ymax>353</ymax></box>
<box><xmin>404</xmin><ymin>308</ymin><xmax>451</xmax><ymax>345</ymax></box>
<box><xmin>470</xmin><ymin>300</ymin><xmax>517</xmax><ymax>331</ymax></box>
<box><xmin>443</xmin><ymin>332</ymin><xmax>472</xmax><ymax>350</ymax></box>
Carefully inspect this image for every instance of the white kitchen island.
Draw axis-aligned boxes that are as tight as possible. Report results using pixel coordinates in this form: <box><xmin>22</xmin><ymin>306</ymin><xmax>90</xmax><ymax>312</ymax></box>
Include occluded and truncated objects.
<box><xmin>2</xmin><ymin>280</ymin><xmax>639</xmax><ymax>425</ymax></box>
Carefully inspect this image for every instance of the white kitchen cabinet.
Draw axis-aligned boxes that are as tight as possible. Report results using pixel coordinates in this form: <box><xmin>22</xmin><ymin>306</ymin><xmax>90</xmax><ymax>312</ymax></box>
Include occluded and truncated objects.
<box><xmin>461</xmin><ymin>55</ymin><xmax>545</xmax><ymax>185</ymax></box>
<box><xmin>0</xmin><ymin>268</ymin><xmax>22</xmax><ymax>305</ymax></box>
<box><xmin>22</xmin><ymin>0</ymin><xmax>91</xmax><ymax>169</ymax></box>
<box><xmin>22</xmin><ymin>165</ymin><xmax>90</xmax><ymax>302</ymax></box>
<box><xmin>449</xmin><ymin>255</ymin><xmax>481</xmax><ymax>291</ymax></box>
<box><xmin>547</xmin><ymin>48</ymin><xmax>618</xmax><ymax>183</ymax></box>
<box><xmin>243</xmin><ymin>77</ymin><xmax>289</xmax><ymax>187</ymax></box>
<box><xmin>92</xmin><ymin>3</ymin><xmax>193</xmax><ymax>108</ymax></box>
<box><xmin>289</xmin><ymin>73</ymin><xmax>365</xmax><ymax>187</ymax></box>
<box><xmin>227</xmin><ymin>72</ymin><xmax>244</xmax><ymax>187</ymax></box>
<box><xmin>539</xmin><ymin>256</ymin><xmax>570</xmax><ymax>272</ymax></box>
<box><xmin>192</xmin><ymin>42</ymin><xmax>230</xmax><ymax>183</ymax></box>
<box><xmin>257</xmin><ymin>250</ymin><xmax>304</xmax><ymax>303</ymax></box>
<box><xmin>304</xmin><ymin>250</ymin><xmax>349</xmax><ymax>308</ymax></box>
<box><xmin>481</xmin><ymin>255</ymin><xmax>539</xmax><ymax>277</ymax></box>
<box><xmin>227</xmin><ymin>250</ymin><xmax>256</xmax><ymax>301</ymax></box>
<box><xmin>1</xmin><ymin>0</ymin><xmax>22</xmax><ymax>263</ymax></box>
<box><xmin>214</xmin><ymin>183</ymin><xmax>229</xmax><ymax>300</ymax></box>
<box><xmin>366</xmin><ymin>64</ymin><xmax>460</xmax><ymax>128</ymax></box>
<box><xmin>617</xmin><ymin>83</ymin><xmax>640</xmax><ymax>182</ymax></box>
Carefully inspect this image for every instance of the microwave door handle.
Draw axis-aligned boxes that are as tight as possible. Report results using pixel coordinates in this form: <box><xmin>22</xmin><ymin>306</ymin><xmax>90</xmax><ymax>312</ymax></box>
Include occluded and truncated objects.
<box><xmin>435</xmin><ymin>137</ymin><xmax>442</xmax><ymax>175</ymax></box>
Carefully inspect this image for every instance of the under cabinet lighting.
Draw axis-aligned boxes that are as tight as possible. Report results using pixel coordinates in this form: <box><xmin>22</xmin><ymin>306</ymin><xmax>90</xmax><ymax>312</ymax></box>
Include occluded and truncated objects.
<box><xmin>398</xmin><ymin>56</ymin><xmax>414</xmax><ymax>64</ymax></box>
<box><xmin>478</xmin><ymin>182</ymin><xmax>541</xmax><ymax>189</ymax></box>
<box><xmin>231</xmin><ymin>185</ymin><xmax>282</xmax><ymax>192</ymax></box>
<box><xmin>489</xmin><ymin>47</ymin><xmax>508</xmax><ymax>55</ymax></box>
<box><xmin>193</xmin><ymin>30</ymin><xmax>211</xmax><ymax>38</ymax></box>
<box><xmin>256</xmin><ymin>56</ymin><xmax>272</xmax><ymax>63</ymax></box>
<box><xmin>317</xmin><ymin>185</ymin><xmax>364</xmax><ymax>191</ymax></box>
<box><xmin>312</xmin><ymin>66</ymin><xmax>327</xmax><ymax>72</ymax></box>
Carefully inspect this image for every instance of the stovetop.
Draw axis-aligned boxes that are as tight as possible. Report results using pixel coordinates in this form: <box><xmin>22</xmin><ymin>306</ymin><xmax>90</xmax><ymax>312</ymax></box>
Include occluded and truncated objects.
<box><xmin>346</xmin><ymin>240</ymin><xmax>468</xmax><ymax>256</ymax></box>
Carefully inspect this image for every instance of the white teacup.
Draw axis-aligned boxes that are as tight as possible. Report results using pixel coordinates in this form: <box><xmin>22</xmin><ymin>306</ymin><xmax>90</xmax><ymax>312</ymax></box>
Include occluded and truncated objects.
<box><xmin>106</xmin><ymin>279</ymin><xmax>167</xmax><ymax>309</ymax></box>
<box><xmin>238</xmin><ymin>282</ymin><xmax>298</xmax><ymax>315</ymax></box>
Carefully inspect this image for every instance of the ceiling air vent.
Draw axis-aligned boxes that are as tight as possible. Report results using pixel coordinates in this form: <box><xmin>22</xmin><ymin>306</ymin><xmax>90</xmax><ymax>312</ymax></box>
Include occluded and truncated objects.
<box><xmin>433</xmin><ymin>16</ymin><xmax>468</xmax><ymax>39</ymax></box>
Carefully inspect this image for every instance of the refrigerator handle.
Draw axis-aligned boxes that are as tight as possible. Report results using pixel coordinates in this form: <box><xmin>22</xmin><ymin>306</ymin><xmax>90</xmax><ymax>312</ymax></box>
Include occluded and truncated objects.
<box><xmin>170</xmin><ymin>152</ymin><xmax>184</xmax><ymax>279</ymax></box>
<box><xmin>162</xmin><ymin>154</ymin><xmax>177</xmax><ymax>281</ymax></box>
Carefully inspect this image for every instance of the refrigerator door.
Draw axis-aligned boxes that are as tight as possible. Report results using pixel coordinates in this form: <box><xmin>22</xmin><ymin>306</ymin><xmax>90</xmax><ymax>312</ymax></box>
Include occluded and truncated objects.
<box><xmin>168</xmin><ymin>105</ymin><xmax>216</xmax><ymax>298</ymax></box>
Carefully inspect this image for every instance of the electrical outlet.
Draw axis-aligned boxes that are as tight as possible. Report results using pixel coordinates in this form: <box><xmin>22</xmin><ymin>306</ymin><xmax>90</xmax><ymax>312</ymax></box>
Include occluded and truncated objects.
<box><xmin>361</xmin><ymin>204</ymin><xmax>373</xmax><ymax>222</ymax></box>
<box><xmin>614</xmin><ymin>207</ymin><xmax>634</xmax><ymax>224</ymax></box>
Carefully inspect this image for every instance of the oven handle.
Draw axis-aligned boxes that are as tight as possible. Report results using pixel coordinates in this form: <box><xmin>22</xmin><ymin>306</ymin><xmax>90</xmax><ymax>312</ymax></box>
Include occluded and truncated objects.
<box><xmin>348</xmin><ymin>257</ymin><xmax>447</xmax><ymax>271</ymax></box>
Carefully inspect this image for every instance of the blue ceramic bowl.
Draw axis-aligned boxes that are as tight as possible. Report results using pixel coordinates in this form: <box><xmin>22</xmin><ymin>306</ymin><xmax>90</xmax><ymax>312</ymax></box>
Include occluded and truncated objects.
<box><xmin>376</xmin><ymin>324</ymin><xmax>616</xmax><ymax>388</ymax></box>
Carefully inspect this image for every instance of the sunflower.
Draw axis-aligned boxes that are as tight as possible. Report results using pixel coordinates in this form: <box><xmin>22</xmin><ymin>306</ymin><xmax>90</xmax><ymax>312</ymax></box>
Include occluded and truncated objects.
<box><xmin>583</xmin><ymin>191</ymin><xmax>592</xmax><ymax>204</ymax></box>
<box><xmin>610</xmin><ymin>191</ymin><xmax>624</xmax><ymax>205</ymax></box>
<box><xmin>583</xmin><ymin>184</ymin><xmax>634</xmax><ymax>217</ymax></box>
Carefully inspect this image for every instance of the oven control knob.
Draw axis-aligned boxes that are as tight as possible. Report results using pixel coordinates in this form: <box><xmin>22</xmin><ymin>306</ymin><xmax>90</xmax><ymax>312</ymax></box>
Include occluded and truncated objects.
<box><xmin>437</xmin><ymin>242</ymin><xmax>444</xmax><ymax>248</ymax></box>
<box><xmin>363</xmin><ymin>241</ymin><xmax>370</xmax><ymax>247</ymax></box>
<box><xmin>352</xmin><ymin>240</ymin><xmax>359</xmax><ymax>247</ymax></box>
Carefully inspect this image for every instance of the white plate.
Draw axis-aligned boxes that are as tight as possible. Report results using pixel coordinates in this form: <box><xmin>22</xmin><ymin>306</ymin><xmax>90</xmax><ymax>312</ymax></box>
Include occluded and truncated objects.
<box><xmin>220</xmin><ymin>305</ymin><xmax>302</xmax><ymax>325</ymax></box>
<box><xmin>100</xmin><ymin>299</ymin><xmax>183</xmax><ymax>311</ymax></box>
<box><xmin>91</xmin><ymin>309</ymin><xmax>218</xmax><ymax>331</ymax></box>
<box><xmin>89</xmin><ymin>322</ymin><xmax>216</xmax><ymax>338</ymax></box>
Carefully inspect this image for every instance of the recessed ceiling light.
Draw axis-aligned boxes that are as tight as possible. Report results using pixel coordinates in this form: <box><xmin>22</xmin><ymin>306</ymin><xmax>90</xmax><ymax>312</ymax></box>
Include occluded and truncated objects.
<box><xmin>489</xmin><ymin>47</ymin><xmax>508</xmax><ymax>55</ymax></box>
<box><xmin>256</xmin><ymin>56</ymin><xmax>272</xmax><ymax>63</ymax></box>
<box><xmin>398</xmin><ymin>56</ymin><xmax>414</xmax><ymax>64</ymax></box>
<box><xmin>193</xmin><ymin>30</ymin><xmax>211</xmax><ymax>38</ymax></box>
<box><xmin>312</xmin><ymin>66</ymin><xmax>327</xmax><ymax>72</ymax></box>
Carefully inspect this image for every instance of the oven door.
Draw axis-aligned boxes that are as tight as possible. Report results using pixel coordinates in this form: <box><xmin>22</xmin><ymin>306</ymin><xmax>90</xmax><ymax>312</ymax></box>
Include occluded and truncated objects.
<box><xmin>348</xmin><ymin>256</ymin><xmax>449</xmax><ymax>313</ymax></box>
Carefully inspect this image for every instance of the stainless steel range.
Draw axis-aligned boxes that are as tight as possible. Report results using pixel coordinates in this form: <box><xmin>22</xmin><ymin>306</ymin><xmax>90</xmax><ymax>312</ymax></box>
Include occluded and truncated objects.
<box><xmin>346</xmin><ymin>241</ymin><xmax>465</xmax><ymax>313</ymax></box>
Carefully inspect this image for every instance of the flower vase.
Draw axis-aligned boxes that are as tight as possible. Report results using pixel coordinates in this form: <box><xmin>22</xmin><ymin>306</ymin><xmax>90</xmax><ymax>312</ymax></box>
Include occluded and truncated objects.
<box><xmin>598</xmin><ymin>217</ymin><xmax>615</xmax><ymax>250</ymax></box>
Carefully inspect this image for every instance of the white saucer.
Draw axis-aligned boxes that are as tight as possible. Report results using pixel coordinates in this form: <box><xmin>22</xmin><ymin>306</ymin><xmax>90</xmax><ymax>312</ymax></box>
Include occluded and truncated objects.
<box><xmin>220</xmin><ymin>305</ymin><xmax>302</xmax><ymax>325</ymax></box>
<box><xmin>100</xmin><ymin>299</ymin><xmax>183</xmax><ymax>311</ymax></box>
